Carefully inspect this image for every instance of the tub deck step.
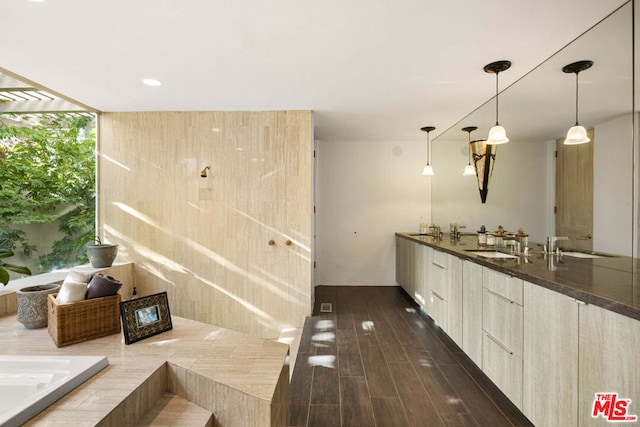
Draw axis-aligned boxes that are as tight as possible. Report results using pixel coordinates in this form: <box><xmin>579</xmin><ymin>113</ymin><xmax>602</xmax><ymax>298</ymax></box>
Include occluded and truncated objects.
<box><xmin>135</xmin><ymin>392</ymin><xmax>213</xmax><ymax>427</ymax></box>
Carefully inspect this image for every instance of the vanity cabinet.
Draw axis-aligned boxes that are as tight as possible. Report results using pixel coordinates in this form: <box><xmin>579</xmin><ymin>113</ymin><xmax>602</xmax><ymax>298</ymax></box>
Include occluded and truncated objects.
<box><xmin>462</xmin><ymin>260</ymin><xmax>483</xmax><ymax>366</ymax></box>
<box><xmin>482</xmin><ymin>268</ymin><xmax>523</xmax><ymax>409</ymax></box>
<box><xmin>426</xmin><ymin>249</ymin><xmax>463</xmax><ymax>346</ymax></box>
<box><xmin>395</xmin><ymin>236</ymin><xmax>410</xmax><ymax>291</ymax></box>
<box><xmin>395</xmin><ymin>236</ymin><xmax>427</xmax><ymax>308</ymax></box>
<box><xmin>523</xmin><ymin>281</ymin><xmax>579</xmax><ymax>427</ymax></box>
<box><xmin>396</xmin><ymin>233</ymin><xmax>640</xmax><ymax>425</ymax></box>
<box><xmin>578</xmin><ymin>303</ymin><xmax>640</xmax><ymax>427</ymax></box>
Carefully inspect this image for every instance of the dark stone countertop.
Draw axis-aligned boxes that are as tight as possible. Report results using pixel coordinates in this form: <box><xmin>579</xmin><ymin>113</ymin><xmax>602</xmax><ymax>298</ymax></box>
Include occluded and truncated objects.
<box><xmin>396</xmin><ymin>232</ymin><xmax>640</xmax><ymax>321</ymax></box>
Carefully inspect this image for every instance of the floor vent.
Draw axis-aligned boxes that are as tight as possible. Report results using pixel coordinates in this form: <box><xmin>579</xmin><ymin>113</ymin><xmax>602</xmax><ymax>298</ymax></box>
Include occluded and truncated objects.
<box><xmin>320</xmin><ymin>303</ymin><xmax>333</xmax><ymax>313</ymax></box>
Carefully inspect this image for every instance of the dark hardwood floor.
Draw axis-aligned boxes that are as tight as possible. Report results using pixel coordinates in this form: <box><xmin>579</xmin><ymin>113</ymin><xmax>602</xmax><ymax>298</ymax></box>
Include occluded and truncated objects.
<box><xmin>289</xmin><ymin>286</ymin><xmax>534</xmax><ymax>427</ymax></box>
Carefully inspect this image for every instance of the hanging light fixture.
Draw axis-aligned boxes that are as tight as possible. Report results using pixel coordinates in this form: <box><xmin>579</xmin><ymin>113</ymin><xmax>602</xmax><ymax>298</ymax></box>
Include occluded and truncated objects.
<box><xmin>421</xmin><ymin>126</ymin><xmax>435</xmax><ymax>176</ymax></box>
<box><xmin>484</xmin><ymin>60</ymin><xmax>512</xmax><ymax>145</ymax></box>
<box><xmin>562</xmin><ymin>60</ymin><xmax>593</xmax><ymax>145</ymax></box>
<box><xmin>462</xmin><ymin>126</ymin><xmax>478</xmax><ymax>176</ymax></box>
<box><xmin>470</xmin><ymin>138</ymin><xmax>497</xmax><ymax>204</ymax></box>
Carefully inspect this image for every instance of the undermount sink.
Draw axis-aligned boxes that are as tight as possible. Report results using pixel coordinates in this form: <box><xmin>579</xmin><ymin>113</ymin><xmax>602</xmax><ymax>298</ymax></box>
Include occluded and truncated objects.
<box><xmin>464</xmin><ymin>250</ymin><xmax>519</xmax><ymax>259</ymax></box>
<box><xmin>561</xmin><ymin>251</ymin><xmax>611</xmax><ymax>259</ymax></box>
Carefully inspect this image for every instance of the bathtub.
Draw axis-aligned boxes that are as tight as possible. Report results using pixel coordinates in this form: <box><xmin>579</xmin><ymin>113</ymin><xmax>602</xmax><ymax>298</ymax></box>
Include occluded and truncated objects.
<box><xmin>0</xmin><ymin>355</ymin><xmax>109</xmax><ymax>426</ymax></box>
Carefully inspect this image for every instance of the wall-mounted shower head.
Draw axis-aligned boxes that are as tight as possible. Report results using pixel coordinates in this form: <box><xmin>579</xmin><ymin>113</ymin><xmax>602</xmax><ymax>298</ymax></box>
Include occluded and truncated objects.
<box><xmin>200</xmin><ymin>165</ymin><xmax>211</xmax><ymax>178</ymax></box>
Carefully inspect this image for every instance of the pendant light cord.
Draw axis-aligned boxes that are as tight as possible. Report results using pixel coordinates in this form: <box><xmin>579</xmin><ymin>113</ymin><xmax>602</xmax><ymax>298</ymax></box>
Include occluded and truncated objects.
<box><xmin>495</xmin><ymin>72</ymin><xmax>499</xmax><ymax>126</ymax></box>
<box><xmin>574</xmin><ymin>72</ymin><xmax>580</xmax><ymax>126</ymax></box>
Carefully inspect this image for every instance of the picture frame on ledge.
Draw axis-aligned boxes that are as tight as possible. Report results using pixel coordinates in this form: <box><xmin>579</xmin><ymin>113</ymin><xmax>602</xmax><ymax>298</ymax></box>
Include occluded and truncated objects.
<box><xmin>120</xmin><ymin>292</ymin><xmax>173</xmax><ymax>344</ymax></box>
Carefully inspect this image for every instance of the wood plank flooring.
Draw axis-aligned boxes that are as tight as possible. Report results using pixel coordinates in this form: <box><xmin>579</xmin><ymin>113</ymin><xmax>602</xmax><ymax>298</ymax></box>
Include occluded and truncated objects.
<box><xmin>290</xmin><ymin>286</ymin><xmax>534</xmax><ymax>427</ymax></box>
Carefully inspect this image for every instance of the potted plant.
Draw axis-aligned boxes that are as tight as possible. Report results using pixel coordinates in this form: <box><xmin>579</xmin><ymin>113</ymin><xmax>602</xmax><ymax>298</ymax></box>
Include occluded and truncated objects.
<box><xmin>0</xmin><ymin>238</ymin><xmax>31</xmax><ymax>286</ymax></box>
<box><xmin>85</xmin><ymin>236</ymin><xmax>118</xmax><ymax>268</ymax></box>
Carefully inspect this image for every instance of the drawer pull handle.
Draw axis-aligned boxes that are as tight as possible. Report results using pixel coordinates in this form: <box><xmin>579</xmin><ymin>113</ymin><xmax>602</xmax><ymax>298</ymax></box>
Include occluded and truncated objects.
<box><xmin>432</xmin><ymin>262</ymin><xmax>446</xmax><ymax>270</ymax></box>
<box><xmin>431</xmin><ymin>291</ymin><xmax>445</xmax><ymax>301</ymax></box>
<box><xmin>486</xmin><ymin>333</ymin><xmax>514</xmax><ymax>355</ymax></box>
<box><xmin>485</xmin><ymin>288</ymin><xmax>516</xmax><ymax>304</ymax></box>
<box><xmin>565</xmin><ymin>295</ymin><xmax>587</xmax><ymax>305</ymax></box>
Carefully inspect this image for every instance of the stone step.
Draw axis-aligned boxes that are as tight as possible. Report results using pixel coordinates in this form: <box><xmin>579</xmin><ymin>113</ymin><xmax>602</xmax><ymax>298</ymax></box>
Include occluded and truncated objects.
<box><xmin>135</xmin><ymin>392</ymin><xmax>213</xmax><ymax>427</ymax></box>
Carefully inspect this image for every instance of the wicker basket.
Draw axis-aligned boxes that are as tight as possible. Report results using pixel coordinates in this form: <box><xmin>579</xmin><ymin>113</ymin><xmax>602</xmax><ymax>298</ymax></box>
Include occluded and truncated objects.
<box><xmin>47</xmin><ymin>293</ymin><xmax>121</xmax><ymax>347</ymax></box>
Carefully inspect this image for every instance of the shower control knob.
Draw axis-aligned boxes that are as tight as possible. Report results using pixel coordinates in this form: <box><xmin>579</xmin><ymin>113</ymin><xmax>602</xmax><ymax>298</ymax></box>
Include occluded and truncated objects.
<box><xmin>285</xmin><ymin>240</ymin><xmax>292</xmax><ymax>246</ymax></box>
<box><xmin>268</xmin><ymin>240</ymin><xmax>275</xmax><ymax>246</ymax></box>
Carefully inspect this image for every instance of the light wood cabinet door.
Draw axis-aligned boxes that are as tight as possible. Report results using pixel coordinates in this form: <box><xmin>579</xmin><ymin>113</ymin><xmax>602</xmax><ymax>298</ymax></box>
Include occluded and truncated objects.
<box><xmin>429</xmin><ymin>250</ymin><xmax>448</xmax><ymax>300</ymax></box>
<box><xmin>523</xmin><ymin>282</ymin><xmax>579</xmax><ymax>427</ymax></box>
<box><xmin>483</xmin><ymin>288</ymin><xmax>523</xmax><ymax>357</ymax></box>
<box><xmin>395</xmin><ymin>236</ymin><xmax>407</xmax><ymax>287</ymax></box>
<box><xmin>395</xmin><ymin>237</ymin><xmax>414</xmax><ymax>296</ymax></box>
<box><xmin>482</xmin><ymin>272</ymin><xmax>524</xmax><ymax>410</ymax></box>
<box><xmin>396</xmin><ymin>237</ymin><xmax>427</xmax><ymax>308</ymax></box>
<box><xmin>413</xmin><ymin>244</ymin><xmax>429</xmax><ymax>309</ymax></box>
<box><xmin>462</xmin><ymin>261</ymin><xmax>483</xmax><ymax>366</ymax></box>
<box><xmin>407</xmin><ymin>240</ymin><xmax>425</xmax><ymax>306</ymax></box>
<box><xmin>427</xmin><ymin>248</ymin><xmax>448</xmax><ymax>330</ymax></box>
<box><xmin>483</xmin><ymin>268</ymin><xmax>523</xmax><ymax>305</ymax></box>
<box><xmin>482</xmin><ymin>331</ymin><xmax>523</xmax><ymax>409</ymax></box>
<box><xmin>579</xmin><ymin>303</ymin><xmax>640</xmax><ymax>426</ymax></box>
<box><xmin>446</xmin><ymin>255</ymin><xmax>463</xmax><ymax>347</ymax></box>
<box><xmin>429</xmin><ymin>290</ymin><xmax>448</xmax><ymax>330</ymax></box>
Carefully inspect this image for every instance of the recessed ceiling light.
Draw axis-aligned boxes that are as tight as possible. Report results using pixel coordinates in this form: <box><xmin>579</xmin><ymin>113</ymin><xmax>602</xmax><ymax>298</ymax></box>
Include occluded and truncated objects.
<box><xmin>29</xmin><ymin>0</ymin><xmax>46</xmax><ymax>3</ymax></box>
<box><xmin>142</xmin><ymin>78</ymin><xmax>162</xmax><ymax>87</ymax></box>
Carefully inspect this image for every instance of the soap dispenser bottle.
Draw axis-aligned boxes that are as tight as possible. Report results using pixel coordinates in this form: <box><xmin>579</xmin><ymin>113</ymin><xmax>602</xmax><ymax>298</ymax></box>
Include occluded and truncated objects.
<box><xmin>477</xmin><ymin>225</ymin><xmax>487</xmax><ymax>248</ymax></box>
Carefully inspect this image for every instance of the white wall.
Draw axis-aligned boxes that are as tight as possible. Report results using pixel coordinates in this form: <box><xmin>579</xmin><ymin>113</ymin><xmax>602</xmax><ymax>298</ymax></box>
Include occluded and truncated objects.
<box><xmin>431</xmin><ymin>137</ymin><xmax>551</xmax><ymax>243</ymax></box>
<box><xmin>315</xmin><ymin>139</ymin><xmax>430</xmax><ymax>286</ymax></box>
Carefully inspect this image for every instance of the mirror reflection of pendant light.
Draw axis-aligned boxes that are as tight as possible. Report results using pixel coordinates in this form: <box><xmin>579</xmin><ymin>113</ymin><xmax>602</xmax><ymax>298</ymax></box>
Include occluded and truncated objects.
<box><xmin>421</xmin><ymin>126</ymin><xmax>435</xmax><ymax>176</ymax></box>
<box><xmin>471</xmin><ymin>138</ymin><xmax>497</xmax><ymax>203</ymax></box>
<box><xmin>462</xmin><ymin>126</ymin><xmax>478</xmax><ymax>176</ymax></box>
<box><xmin>484</xmin><ymin>60</ymin><xmax>512</xmax><ymax>145</ymax></box>
<box><xmin>562</xmin><ymin>60</ymin><xmax>593</xmax><ymax>145</ymax></box>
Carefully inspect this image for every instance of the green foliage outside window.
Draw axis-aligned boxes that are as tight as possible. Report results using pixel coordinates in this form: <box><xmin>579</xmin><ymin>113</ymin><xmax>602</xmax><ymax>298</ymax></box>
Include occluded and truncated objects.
<box><xmin>0</xmin><ymin>113</ymin><xmax>96</xmax><ymax>276</ymax></box>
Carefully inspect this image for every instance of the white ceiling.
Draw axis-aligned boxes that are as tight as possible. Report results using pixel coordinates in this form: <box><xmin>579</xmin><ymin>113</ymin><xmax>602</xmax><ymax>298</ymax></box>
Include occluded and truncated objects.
<box><xmin>0</xmin><ymin>0</ymin><xmax>629</xmax><ymax>142</ymax></box>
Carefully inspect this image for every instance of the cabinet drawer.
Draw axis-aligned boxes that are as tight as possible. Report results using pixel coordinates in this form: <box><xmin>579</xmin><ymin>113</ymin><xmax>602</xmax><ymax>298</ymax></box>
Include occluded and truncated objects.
<box><xmin>483</xmin><ymin>288</ymin><xmax>523</xmax><ymax>357</ymax></box>
<box><xmin>430</xmin><ymin>259</ymin><xmax>448</xmax><ymax>298</ymax></box>
<box><xmin>429</xmin><ymin>289</ymin><xmax>448</xmax><ymax>330</ymax></box>
<box><xmin>483</xmin><ymin>332</ymin><xmax>523</xmax><ymax>409</ymax></box>
<box><xmin>483</xmin><ymin>268</ymin><xmax>523</xmax><ymax>305</ymax></box>
<box><xmin>431</xmin><ymin>250</ymin><xmax>449</xmax><ymax>269</ymax></box>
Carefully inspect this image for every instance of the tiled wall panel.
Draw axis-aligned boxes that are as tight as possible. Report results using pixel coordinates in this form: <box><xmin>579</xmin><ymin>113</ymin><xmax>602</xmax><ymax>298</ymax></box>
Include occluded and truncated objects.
<box><xmin>98</xmin><ymin>111</ymin><xmax>313</xmax><ymax>337</ymax></box>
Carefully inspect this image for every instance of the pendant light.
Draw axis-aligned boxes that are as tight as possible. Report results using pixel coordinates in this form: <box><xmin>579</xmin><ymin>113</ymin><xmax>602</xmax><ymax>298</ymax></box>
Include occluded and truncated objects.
<box><xmin>421</xmin><ymin>126</ymin><xmax>435</xmax><ymax>176</ymax></box>
<box><xmin>462</xmin><ymin>126</ymin><xmax>478</xmax><ymax>176</ymax></box>
<box><xmin>484</xmin><ymin>60</ymin><xmax>512</xmax><ymax>145</ymax></box>
<box><xmin>562</xmin><ymin>60</ymin><xmax>593</xmax><ymax>145</ymax></box>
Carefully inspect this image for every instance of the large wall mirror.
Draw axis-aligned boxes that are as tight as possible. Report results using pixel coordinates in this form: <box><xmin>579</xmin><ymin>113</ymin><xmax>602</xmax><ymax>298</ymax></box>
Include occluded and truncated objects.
<box><xmin>431</xmin><ymin>1</ymin><xmax>636</xmax><ymax>267</ymax></box>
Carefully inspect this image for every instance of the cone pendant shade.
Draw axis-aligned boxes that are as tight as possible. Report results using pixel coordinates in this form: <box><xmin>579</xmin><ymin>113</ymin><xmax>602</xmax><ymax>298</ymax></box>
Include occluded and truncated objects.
<box><xmin>470</xmin><ymin>139</ymin><xmax>497</xmax><ymax>203</ymax></box>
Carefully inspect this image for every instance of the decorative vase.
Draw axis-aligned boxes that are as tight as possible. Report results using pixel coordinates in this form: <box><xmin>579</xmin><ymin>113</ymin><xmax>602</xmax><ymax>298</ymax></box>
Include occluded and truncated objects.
<box><xmin>86</xmin><ymin>244</ymin><xmax>119</xmax><ymax>268</ymax></box>
<box><xmin>16</xmin><ymin>284</ymin><xmax>61</xmax><ymax>329</ymax></box>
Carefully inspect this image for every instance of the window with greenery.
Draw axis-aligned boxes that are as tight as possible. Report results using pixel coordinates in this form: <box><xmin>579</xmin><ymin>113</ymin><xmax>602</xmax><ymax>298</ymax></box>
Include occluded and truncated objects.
<box><xmin>0</xmin><ymin>113</ymin><xmax>96</xmax><ymax>282</ymax></box>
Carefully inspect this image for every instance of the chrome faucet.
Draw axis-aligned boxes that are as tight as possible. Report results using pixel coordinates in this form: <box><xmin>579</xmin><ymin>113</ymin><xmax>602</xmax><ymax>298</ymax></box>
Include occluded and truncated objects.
<box><xmin>545</xmin><ymin>236</ymin><xmax>569</xmax><ymax>254</ymax></box>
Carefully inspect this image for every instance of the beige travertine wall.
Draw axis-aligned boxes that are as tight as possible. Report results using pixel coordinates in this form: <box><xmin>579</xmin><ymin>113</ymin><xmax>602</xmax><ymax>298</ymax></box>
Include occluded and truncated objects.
<box><xmin>98</xmin><ymin>111</ymin><xmax>313</xmax><ymax>338</ymax></box>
